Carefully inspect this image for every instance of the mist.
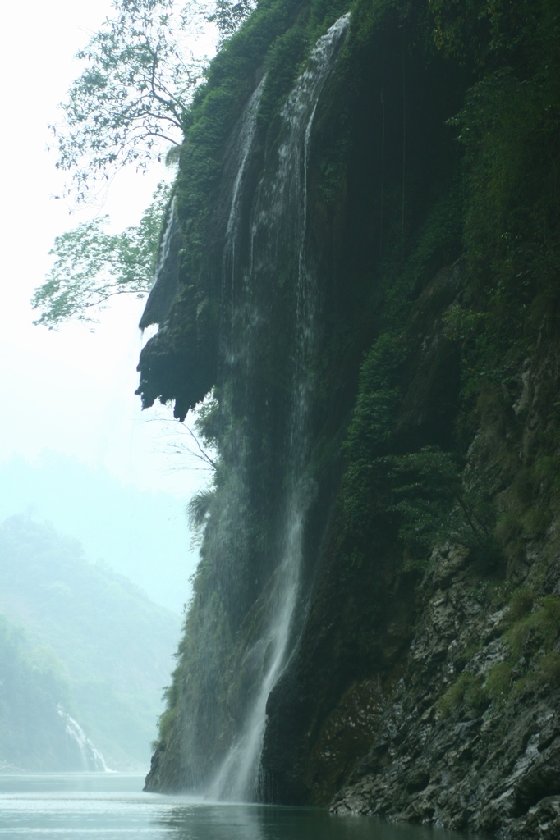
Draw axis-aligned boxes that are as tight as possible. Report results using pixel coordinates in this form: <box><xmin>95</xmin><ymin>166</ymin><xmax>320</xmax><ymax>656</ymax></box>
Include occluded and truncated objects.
<box><xmin>0</xmin><ymin>453</ymin><xmax>202</xmax><ymax>614</ymax></box>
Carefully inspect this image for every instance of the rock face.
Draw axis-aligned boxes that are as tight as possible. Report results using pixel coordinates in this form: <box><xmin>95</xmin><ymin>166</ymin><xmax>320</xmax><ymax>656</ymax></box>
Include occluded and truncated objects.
<box><xmin>331</xmin><ymin>540</ymin><xmax>560</xmax><ymax>838</ymax></box>
<box><xmin>139</xmin><ymin>0</ymin><xmax>560</xmax><ymax>836</ymax></box>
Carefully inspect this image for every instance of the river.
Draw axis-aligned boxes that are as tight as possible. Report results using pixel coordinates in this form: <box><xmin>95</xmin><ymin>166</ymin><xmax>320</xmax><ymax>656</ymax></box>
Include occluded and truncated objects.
<box><xmin>0</xmin><ymin>773</ymin><xmax>473</xmax><ymax>839</ymax></box>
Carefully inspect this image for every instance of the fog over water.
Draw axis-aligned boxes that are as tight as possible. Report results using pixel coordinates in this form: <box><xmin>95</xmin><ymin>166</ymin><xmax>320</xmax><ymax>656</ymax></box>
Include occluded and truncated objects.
<box><xmin>0</xmin><ymin>775</ymin><xmax>475</xmax><ymax>840</ymax></box>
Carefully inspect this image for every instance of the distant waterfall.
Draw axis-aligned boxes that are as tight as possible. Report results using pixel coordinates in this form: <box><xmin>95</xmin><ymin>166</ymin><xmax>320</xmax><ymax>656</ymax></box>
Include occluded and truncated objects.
<box><xmin>58</xmin><ymin>707</ymin><xmax>110</xmax><ymax>772</ymax></box>
<box><xmin>208</xmin><ymin>13</ymin><xmax>351</xmax><ymax>802</ymax></box>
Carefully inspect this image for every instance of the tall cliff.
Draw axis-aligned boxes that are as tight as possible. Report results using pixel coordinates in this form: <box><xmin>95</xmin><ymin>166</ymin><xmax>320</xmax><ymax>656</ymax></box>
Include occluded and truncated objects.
<box><xmin>139</xmin><ymin>0</ymin><xmax>560</xmax><ymax>836</ymax></box>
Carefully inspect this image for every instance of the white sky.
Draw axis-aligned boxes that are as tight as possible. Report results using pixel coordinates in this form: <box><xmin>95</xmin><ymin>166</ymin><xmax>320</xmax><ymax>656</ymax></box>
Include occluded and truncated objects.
<box><xmin>0</xmin><ymin>0</ymin><xmax>213</xmax><ymax>611</ymax></box>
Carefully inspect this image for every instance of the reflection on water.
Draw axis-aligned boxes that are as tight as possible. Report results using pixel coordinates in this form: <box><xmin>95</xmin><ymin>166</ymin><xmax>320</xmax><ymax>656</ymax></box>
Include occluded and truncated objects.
<box><xmin>0</xmin><ymin>774</ymin><xmax>474</xmax><ymax>840</ymax></box>
<box><xmin>158</xmin><ymin>802</ymin><xmax>466</xmax><ymax>840</ymax></box>
<box><xmin>159</xmin><ymin>803</ymin><xmax>375</xmax><ymax>840</ymax></box>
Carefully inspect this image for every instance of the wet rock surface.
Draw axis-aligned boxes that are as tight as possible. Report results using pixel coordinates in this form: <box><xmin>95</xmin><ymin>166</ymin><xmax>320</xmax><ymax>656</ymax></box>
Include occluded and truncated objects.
<box><xmin>137</xmin><ymin>2</ymin><xmax>560</xmax><ymax>835</ymax></box>
<box><xmin>330</xmin><ymin>543</ymin><xmax>560</xmax><ymax>838</ymax></box>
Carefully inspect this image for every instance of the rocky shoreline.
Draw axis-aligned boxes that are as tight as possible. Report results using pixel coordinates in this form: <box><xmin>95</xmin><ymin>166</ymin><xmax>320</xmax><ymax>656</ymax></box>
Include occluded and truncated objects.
<box><xmin>331</xmin><ymin>546</ymin><xmax>560</xmax><ymax>839</ymax></box>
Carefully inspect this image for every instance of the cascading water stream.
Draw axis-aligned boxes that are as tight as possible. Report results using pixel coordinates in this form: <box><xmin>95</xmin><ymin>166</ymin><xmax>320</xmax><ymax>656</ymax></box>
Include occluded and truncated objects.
<box><xmin>223</xmin><ymin>76</ymin><xmax>267</xmax><ymax>326</ymax></box>
<box><xmin>207</xmin><ymin>13</ymin><xmax>350</xmax><ymax>802</ymax></box>
<box><xmin>58</xmin><ymin>706</ymin><xmax>110</xmax><ymax>772</ymax></box>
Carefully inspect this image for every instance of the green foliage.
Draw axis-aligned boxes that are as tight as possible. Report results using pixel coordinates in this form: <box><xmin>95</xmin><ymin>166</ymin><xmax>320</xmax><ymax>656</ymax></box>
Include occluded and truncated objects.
<box><xmin>254</xmin><ymin>0</ymin><xmax>349</xmax><ymax>119</ymax></box>
<box><xmin>483</xmin><ymin>648</ymin><xmax>560</xmax><ymax>706</ymax></box>
<box><xmin>341</xmin><ymin>327</ymin><xmax>490</xmax><ymax>563</ymax></box>
<box><xmin>520</xmin><ymin>507</ymin><xmax>552</xmax><ymax>540</ymax></box>
<box><xmin>52</xmin><ymin>1</ymin><xmax>207</xmax><ymax>200</ymax></box>
<box><xmin>141</xmin><ymin>0</ymin><xmax>560</xmax><ymax>782</ymax></box>
<box><xmin>151</xmin><ymin>583</ymin><xmax>235</xmax><ymax>771</ymax></box>
<box><xmin>440</xmin><ymin>68</ymin><xmax>549</xmax><ymax>386</ymax></box>
<box><xmin>442</xmin><ymin>304</ymin><xmax>487</xmax><ymax>346</ymax></box>
<box><xmin>207</xmin><ymin>0</ymin><xmax>256</xmax><ymax>43</ymax></box>
<box><xmin>0</xmin><ymin>615</ymin><xmax>67</xmax><ymax>695</ymax></box>
<box><xmin>534</xmin><ymin>455</ymin><xmax>560</xmax><ymax>496</ymax></box>
<box><xmin>505</xmin><ymin>595</ymin><xmax>560</xmax><ymax>658</ymax></box>
<box><xmin>383</xmin><ymin>447</ymin><xmax>461</xmax><ymax>556</ymax></box>
<box><xmin>194</xmin><ymin>394</ymin><xmax>221</xmax><ymax>448</ymax></box>
<box><xmin>345</xmin><ymin>332</ymin><xmax>405</xmax><ymax>460</ymax></box>
<box><xmin>341</xmin><ymin>332</ymin><xmax>405</xmax><ymax>534</ymax></box>
<box><xmin>428</xmin><ymin>0</ymin><xmax>557</xmax><ymax>68</ymax></box>
<box><xmin>49</xmin><ymin>0</ymin><xmax>264</xmax><ymax>201</ymax></box>
<box><xmin>535</xmin><ymin>651</ymin><xmax>560</xmax><ymax>687</ymax></box>
<box><xmin>455</xmin><ymin>70</ymin><xmax>544</xmax><ymax>272</ymax></box>
<box><xmin>506</xmin><ymin>588</ymin><xmax>535</xmax><ymax>625</ymax></box>
<box><xmin>259</xmin><ymin>27</ymin><xmax>310</xmax><ymax>124</ymax></box>
<box><xmin>438</xmin><ymin>671</ymin><xmax>486</xmax><ymax>718</ymax></box>
<box><xmin>156</xmin><ymin>690</ymin><xmax>178</xmax><ymax>747</ymax></box>
<box><xmin>32</xmin><ymin>183</ymin><xmax>170</xmax><ymax>328</ymax></box>
<box><xmin>428</xmin><ymin>0</ymin><xmax>517</xmax><ymax>66</ymax></box>
<box><xmin>0</xmin><ymin>613</ymin><xmax>76</xmax><ymax>770</ymax></box>
<box><xmin>430</xmin><ymin>0</ymin><xmax>560</xmax><ymax>409</ymax></box>
<box><xmin>175</xmin><ymin>0</ymin><xmax>305</xmax><ymax>260</ymax></box>
<box><xmin>188</xmin><ymin>487</ymin><xmax>215</xmax><ymax>536</ymax></box>
<box><xmin>0</xmin><ymin>514</ymin><xmax>179</xmax><ymax>767</ymax></box>
<box><xmin>484</xmin><ymin>661</ymin><xmax>512</xmax><ymax>701</ymax></box>
<box><xmin>493</xmin><ymin>454</ymin><xmax>559</xmax><ymax>552</ymax></box>
<box><xmin>477</xmin><ymin>592</ymin><xmax>560</xmax><ymax>707</ymax></box>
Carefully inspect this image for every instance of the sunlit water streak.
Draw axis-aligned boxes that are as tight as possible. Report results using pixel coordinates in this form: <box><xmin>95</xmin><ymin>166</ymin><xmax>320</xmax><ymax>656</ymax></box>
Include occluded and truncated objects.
<box><xmin>0</xmin><ymin>774</ymin><xmax>474</xmax><ymax>840</ymax></box>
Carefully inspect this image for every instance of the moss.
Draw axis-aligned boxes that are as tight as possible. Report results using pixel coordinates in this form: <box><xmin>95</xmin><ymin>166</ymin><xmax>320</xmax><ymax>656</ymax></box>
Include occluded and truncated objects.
<box><xmin>494</xmin><ymin>509</ymin><xmax>522</xmax><ymax>546</ymax></box>
<box><xmin>534</xmin><ymin>454</ymin><xmax>560</xmax><ymax>498</ymax></box>
<box><xmin>505</xmin><ymin>595</ymin><xmax>560</xmax><ymax>658</ymax></box>
<box><xmin>535</xmin><ymin>651</ymin><xmax>560</xmax><ymax>687</ymax></box>
<box><xmin>494</xmin><ymin>456</ymin><xmax>556</xmax><ymax>547</ymax></box>
<box><xmin>506</xmin><ymin>588</ymin><xmax>535</xmax><ymax>624</ymax></box>
<box><xmin>438</xmin><ymin>671</ymin><xmax>487</xmax><ymax>718</ymax></box>
<box><xmin>484</xmin><ymin>661</ymin><xmax>513</xmax><ymax>702</ymax></box>
<box><xmin>508</xmin><ymin>648</ymin><xmax>560</xmax><ymax>700</ymax></box>
<box><xmin>520</xmin><ymin>507</ymin><xmax>552</xmax><ymax>538</ymax></box>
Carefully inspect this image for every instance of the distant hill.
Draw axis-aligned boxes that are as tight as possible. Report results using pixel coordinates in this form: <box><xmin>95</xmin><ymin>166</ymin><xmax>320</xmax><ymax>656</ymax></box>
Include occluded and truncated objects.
<box><xmin>0</xmin><ymin>514</ymin><xmax>181</xmax><ymax>770</ymax></box>
<box><xmin>0</xmin><ymin>612</ymin><xmax>103</xmax><ymax>772</ymax></box>
<box><xmin>0</xmin><ymin>453</ymin><xmax>199</xmax><ymax>613</ymax></box>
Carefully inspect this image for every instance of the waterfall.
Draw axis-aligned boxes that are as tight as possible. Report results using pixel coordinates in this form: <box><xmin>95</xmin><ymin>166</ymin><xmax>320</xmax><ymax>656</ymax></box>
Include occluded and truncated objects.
<box><xmin>207</xmin><ymin>13</ymin><xmax>350</xmax><ymax>802</ymax></box>
<box><xmin>58</xmin><ymin>706</ymin><xmax>110</xmax><ymax>772</ymax></box>
<box><xmin>223</xmin><ymin>76</ymin><xmax>267</xmax><ymax>319</ymax></box>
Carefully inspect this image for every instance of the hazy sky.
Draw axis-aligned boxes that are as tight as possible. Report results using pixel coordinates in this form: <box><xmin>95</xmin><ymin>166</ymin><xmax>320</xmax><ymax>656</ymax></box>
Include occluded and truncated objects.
<box><xmin>0</xmin><ymin>0</ymin><xmax>211</xmax><ymax>613</ymax></box>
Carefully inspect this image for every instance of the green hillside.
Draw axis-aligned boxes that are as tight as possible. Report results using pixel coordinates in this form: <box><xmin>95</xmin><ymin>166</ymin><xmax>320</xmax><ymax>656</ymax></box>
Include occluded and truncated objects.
<box><xmin>0</xmin><ymin>613</ymin><xmax>85</xmax><ymax>771</ymax></box>
<box><xmin>0</xmin><ymin>514</ymin><xmax>180</xmax><ymax>769</ymax></box>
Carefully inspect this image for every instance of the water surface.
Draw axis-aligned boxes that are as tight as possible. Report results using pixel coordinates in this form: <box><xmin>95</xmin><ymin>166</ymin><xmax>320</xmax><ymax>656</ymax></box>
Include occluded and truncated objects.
<box><xmin>0</xmin><ymin>773</ymin><xmax>471</xmax><ymax>839</ymax></box>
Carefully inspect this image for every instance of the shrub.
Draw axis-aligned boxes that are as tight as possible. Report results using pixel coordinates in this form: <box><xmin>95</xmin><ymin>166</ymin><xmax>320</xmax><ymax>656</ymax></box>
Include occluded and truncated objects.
<box><xmin>535</xmin><ymin>651</ymin><xmax>560</xmax><ymax>687</ymax></box>
<box><xmin>485</xmin><ymin>661</ymin><xmax>513</xmax><ymax>701</ymax></box>
<box><xmin>505</xmin><ymin>595</ymin><xmax>560</xmax><ymax>657</ymax></box>
<box><xmin>438</xmin><ymin>671</ymin><xmax>486</xmax><ymax>718</ymax></box>
<box><xmin>507</xmin><ymin>588</ymin><xmax>535</xmax><ymax>624</ymax></box>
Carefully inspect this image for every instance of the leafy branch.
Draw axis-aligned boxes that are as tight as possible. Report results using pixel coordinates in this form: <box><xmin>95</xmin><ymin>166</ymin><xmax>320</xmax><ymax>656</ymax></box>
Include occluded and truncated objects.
<box><xmin>50</xmin><ymin>0</ymin><xmax>255</xmax><ymax>201</ymax></box>
<box><xmin>32</xmin><ymin>183</ymin><xmax>170</xmax><ymax>328</ymax></box>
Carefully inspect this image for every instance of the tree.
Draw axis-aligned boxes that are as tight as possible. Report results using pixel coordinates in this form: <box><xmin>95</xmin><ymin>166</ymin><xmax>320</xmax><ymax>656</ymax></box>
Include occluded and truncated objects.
<box><xmin>50</xmin><ymin>0</ymin><xmax>255</xmax><ymax>201</ymax></box>
<box><xmin>36</xmin><ymin>0</ymin><xmax>256</xmax><ymax>326</ymax></box>
<box><xmin>32</xmin><ymin>183</ymin><xmax>170</xmax><ymax>328</ymax></box>
<box><xmin>51</xmin><ymin>0</ymin><xmax>208</xmax><ymax>201</ymax></box>
<box><xmin>207</xmin><ymin>0</ymin><xmax>256</xmax><ymax>43</ymax></box>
